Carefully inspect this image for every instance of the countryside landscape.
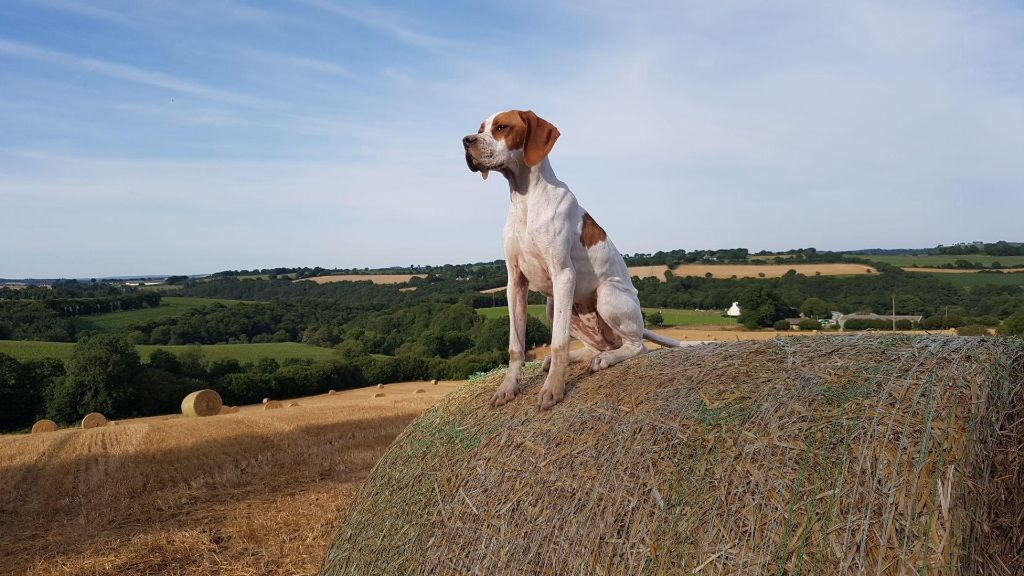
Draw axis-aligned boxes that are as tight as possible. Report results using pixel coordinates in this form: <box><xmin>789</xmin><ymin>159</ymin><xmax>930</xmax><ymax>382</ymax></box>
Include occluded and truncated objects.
<box><xmin>2</xmin><ymin>241</ymin><xmax>1024</xmax><ymax>573</ymax></box>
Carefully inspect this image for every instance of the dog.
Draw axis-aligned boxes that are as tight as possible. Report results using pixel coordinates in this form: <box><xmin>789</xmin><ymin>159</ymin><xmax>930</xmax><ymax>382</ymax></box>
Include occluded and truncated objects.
<box><xmin>463</xmin><ymin>109</ymin><xmax>681</xmax><ymax>409</ymax></box>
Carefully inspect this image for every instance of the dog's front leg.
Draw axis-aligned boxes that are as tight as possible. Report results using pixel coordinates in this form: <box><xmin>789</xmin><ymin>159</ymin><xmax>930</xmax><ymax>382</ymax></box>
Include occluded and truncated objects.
<box><xmin>539</xmin><ymin>265</ymin><xmax>575</xmax><ymax>409</ymax></box>
<box><xmin>491</xmin><ymin>270</ymin><xmax>528</xmax><ymax>407</ymax></box>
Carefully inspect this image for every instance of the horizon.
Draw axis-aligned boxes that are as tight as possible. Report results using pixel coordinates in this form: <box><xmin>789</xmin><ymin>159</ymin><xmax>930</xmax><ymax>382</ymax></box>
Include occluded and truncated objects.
<box><xmin>2</xmin><ymin>1</ymin><xmax>1023</xmax><ymax>278</ymax></box>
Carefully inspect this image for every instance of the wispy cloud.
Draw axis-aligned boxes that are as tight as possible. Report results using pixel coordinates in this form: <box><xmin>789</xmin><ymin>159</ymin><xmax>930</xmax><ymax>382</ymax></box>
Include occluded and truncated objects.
<box><xmin>0</xmin><ymin>38</ymin><xmax>275</xmax><ymax>108</ymax></box>
<box><xmin>294</xmin><ymin>0</ymin><xmax>456</xmax><ymax>49</ymax></box>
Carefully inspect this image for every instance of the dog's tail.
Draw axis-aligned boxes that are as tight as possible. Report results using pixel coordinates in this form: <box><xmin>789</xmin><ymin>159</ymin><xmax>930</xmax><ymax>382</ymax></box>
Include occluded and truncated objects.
<box><xmin>642</xmin><ymin>329</ymin><xmax>681</xmax><ymax>348</ymax></box>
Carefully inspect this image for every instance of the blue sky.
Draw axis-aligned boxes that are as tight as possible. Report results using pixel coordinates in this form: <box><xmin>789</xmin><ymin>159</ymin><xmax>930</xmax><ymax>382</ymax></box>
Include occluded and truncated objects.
<box><xmin>1</xmin><ymin>1</ymin><xmax>1022</xmax><ymax>278</ymax></box>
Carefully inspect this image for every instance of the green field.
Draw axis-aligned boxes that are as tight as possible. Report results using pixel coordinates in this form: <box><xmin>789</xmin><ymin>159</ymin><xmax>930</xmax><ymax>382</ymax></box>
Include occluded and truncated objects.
<box><xmin>0</xmin><ymin>341</ymin><xmax>340</xmax><ymax>363</ymax></box>
<box><xmin>919</xmin><ymin>272</ymin><xmax>1024</xmax><ymax>288</ymax></box>
<box><xmin>73</xmin><ymin>297</ymin><xmax>247</xmax><ymax>333</ymax></box>
<box><xmin>857</xmin><ymin>254</ymin><xmax>1024</xmax><ymax>267</ymax></box>
<box><xmin>475</xmin><ymin>305</ymin><xmax>735</xmax><ymax>327</ymax></box>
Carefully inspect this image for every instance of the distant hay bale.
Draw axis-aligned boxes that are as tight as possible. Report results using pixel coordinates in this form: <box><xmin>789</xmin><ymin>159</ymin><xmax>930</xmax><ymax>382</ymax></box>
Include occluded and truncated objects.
<box><xmin>263</xmin><ymin>400</ymin><xmax>283</xmax><ymax>410</ymax></box>
<box><xmin>262</xmin><ymin>398</ymin><xmax>270</xmax><ymax>404</ymax></box>
<box><xmin>328</xmin><ymin>390</ymin><xmax>338</xmax><ymax>395</ymax></box>
<box><xmin>414</xmin><ymin>389</ymin><xmax>426</xmax><ymax>394</ymax></box>
<box><xmin>320</xmin><ymin>336</ymin><xmax>1024</xmax><ymax>575</ymax></box>
<box><xmin>377</xmin><ymin>384</ymin><xmax>384</xmax><ymax>389</ymax></box>
<box><xmin>371</xmin><ymin>392</ymin><xmax>385</xmax><ymax>398</ymax></box>
<box><xmin>81</xmin><ymin>413</ymin><xmax>108</xmax><ymax>430</ymax></box>
<box><xmin>180</xmin><ymin>389</ymin><xmax>223</xmax><ymax>418</ymax></box>
<box><xmin>288</xmin><ymin>401</ymin><xmax>300</xmax><ymax>407</ymax></box>
<box><xmin>218</xmin><ymin>405</ymin><xmax>238</xmax><ymax>415</ymax></box>
<box><xmin>431</xmin><ymin>379</ymin><xmax>438</xmax><ymax>386</ymax></box>
<box><xmin>31</xmin><ymin>419</ymin><xmax>57</xmax><ymax>434</ymax></box>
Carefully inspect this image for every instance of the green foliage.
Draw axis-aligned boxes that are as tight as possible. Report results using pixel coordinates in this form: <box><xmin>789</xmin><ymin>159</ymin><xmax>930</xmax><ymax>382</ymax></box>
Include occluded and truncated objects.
<box><xmin>644</xmin><ymin>311</ymin><xmax>664</xmax><ymax>327</ymax></box>
<box><xmin>956</xmin><ymin>324</ymin><xmax>989</xmax><ymax>336</ymax></box>
<box><xmin>46</xmin><ymin>334</ymin><xmax>143</xmax><ymax>423</ymax></box>
<box><xmin>773</xmin><ymin>319</ymin><xmax>792</xmax><ymax>331</ymax></box>
<box><xmin>997</xmin><ymin>310</ymin><xmax>1024</xmax><ymax>337</ymax></box>
<box><xmin>799</xmin><ymin>297</ymin><xmax>831</xmax><ymax>319</ymax></box>
<box><xmin>738</xmin><ymin>285</ymin><xmax>792</xmax><ymax>329</ymax></box>
<box><xmin>797</xmin><ymin>318</ymin><xmax>822</xmax><ymax>331</ymax></box>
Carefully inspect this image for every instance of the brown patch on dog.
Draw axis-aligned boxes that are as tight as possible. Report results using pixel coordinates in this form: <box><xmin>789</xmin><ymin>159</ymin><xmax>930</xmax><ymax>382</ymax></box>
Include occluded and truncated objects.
<box><xmin>519</xmin><ymin>110</ymin><xmax>559</xmax><ymax>166</ymax></box>
<box><xmin>580</xmin><ymin>213</ymin><xmax>607</xmax><ymax>248</ymax></box>
<box><xmin>489</xmin><ymin>111</ymin><xmax>527</xmax><ymax>151</ymax></box>
<box><xmin>478</xmin><ymin>122</ymin><xmax>484</xmax><ymax>134</ymax></box>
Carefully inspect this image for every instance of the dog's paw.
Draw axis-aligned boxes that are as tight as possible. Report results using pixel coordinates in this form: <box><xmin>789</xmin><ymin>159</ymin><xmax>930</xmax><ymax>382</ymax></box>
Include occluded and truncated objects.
<box><xmin>588</xmin><ymin>354</ymin><xmax>611</xmax><ymax>372</ymax></box>
<box><xmin>490</xmin><ymin>383</ymin><xmax>519</xmax><ymax>407</ymax></box>
<box><xmin>536</xmin><ymin>384</ymin><xmax>564</xmax><ymax>410</ymax></box>
<box><xmin>541</xmin><ymin>356</ymin><xmax>551</xmax><ymax>372</ymax></box>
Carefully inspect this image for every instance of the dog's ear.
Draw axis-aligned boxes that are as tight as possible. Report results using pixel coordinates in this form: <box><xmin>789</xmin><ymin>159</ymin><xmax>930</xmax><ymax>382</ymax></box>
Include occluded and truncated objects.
<box><xmin>519</xmin><ymin>110</ymin><xmax>560</xmax><ymax>167</ymax></box>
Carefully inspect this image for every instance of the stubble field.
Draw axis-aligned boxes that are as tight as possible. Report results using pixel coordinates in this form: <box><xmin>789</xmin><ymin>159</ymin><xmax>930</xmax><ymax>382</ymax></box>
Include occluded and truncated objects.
<box><xmin>0</xmin><ymin>380</ymin><xmax>459</xmax><ymax>576</ymax></box>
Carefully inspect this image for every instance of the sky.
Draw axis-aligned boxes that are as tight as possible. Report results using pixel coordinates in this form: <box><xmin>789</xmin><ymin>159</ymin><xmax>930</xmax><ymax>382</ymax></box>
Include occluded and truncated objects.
<box><xmin>1</xmin><ymin>1</ymin><xmax>1022</xmax><ymax>278</ymax></box>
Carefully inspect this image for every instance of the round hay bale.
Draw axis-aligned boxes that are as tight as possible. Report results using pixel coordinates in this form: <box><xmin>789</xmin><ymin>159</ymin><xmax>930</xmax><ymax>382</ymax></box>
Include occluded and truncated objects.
<box><xmin>377</xmin><ymin>384</ymin><xmax>384</xmax><ymax>389</ymax></box>
<box><xmin>288</xmin><ymin>401</ymin><xmax>300</xmax><ymax>407</ymax></box>
<box><xmin>414</xmin><ymin>389</ymin><xmax>426</xmax><ymax>394</ymax></box>
<box><xmin>81</xmin><ymin>412</ymin><xmax>107</xmax><ymax>429</ymax></box>
<box><xmin>431</xmin><ymin>379</ymin><xmax>438</xmax><ymax>386</ymax></box>
<box><xmin>218</xmin><ymin>405</ymin><xmax>237</xmax><ymax>415</ymax></box>
<box><xmin>180</xmin><ymin>389</ymin><xmax>223</xmax><ymax>417</ymax></box>
<box><xmin>371</xmin><ymin>392</ymin><xmax>385</xmax><ymax>398</ymax></box>
<box><xmin>320</xmin><ymin>336</ymin><xmax>1024</xmax><ymax>575</ymax></box>
<box><xmin>262</xmin><ymin>398</ymin><xmax>270</xmax><ymax>404</ymax></box>
<box><xmin>31</xmin><ymin>419</ymin><xmax>57</xmax><ymax>434</ymax></box>
<box><xmin>263</xmin><ymin>400</ymin><xmax>283</xmax><ymax>410</ymax></box>
<box><xmin>328</xmin><ymin>390</ymin><xmax>338</xmax><ymax>395</ymax></box>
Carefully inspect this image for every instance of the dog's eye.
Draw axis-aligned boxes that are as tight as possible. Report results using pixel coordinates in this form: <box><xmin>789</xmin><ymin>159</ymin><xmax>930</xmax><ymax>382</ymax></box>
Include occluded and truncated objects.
<box><xmin>496</xmin><ymin>124</ymin><xmax>508</xmax><ymax>131</ymax></box>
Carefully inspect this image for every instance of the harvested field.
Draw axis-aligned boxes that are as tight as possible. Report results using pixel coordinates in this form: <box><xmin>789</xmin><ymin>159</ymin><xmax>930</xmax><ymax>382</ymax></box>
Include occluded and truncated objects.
<box><xmin>903</xmin><ymin>267</ymin><xmax>1024</xmax><ymax>274</ymax></box>
<box><xmin>630</xmin><ymin>263</ymin><xmax>876</xmax><ymax>280</ymax></box>
<box><xmin>321</xmin><ymin>336</ymin><xmax>1024</xmax><ymax>575</ymax></box>
<box><xmin>0</xmin><ymin>380</ymin><xmax>460</xmax><ymax>575</ymax></box>
<box><xmin>297</xmin><ymin>274</ymin><xmax>426</xmax><ymax>285</ymax></box>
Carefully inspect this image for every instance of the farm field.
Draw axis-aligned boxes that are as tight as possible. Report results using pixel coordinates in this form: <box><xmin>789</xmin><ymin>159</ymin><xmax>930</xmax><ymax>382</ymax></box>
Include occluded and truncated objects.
<box><xmin>863</xmin><ymin>254</ymin><xmax>1024</xmax><ymax>267</ymax></box>
<box><xmin>298</xmin><ymin>274</ymin><xmax>426</xmax><ymax>285</ymax></box>
<box><xmin>629</xmin><ymin>263</ymin><xmax>876</xmax><ymax>280</ymax></box>
<box><xmin>0</xmin><ymin>341</ymin><xmax>342</xmax><ymax>363</ymax></box>
<box><xmin>73</xmin><ymin>296</ymin><xmax>246</xmax><ymax>333</ymax></box>
<box><xmin>475</xmin><ymin>305</ymin><xmax>735</xmax><ymax>327</ymax></box>
<box><xmin>0</xmin><ymin>380</ymin><xmax>462</xmax><ymax>575</ymax></box>
<box><xmin>915</xmin><ymin>271</ymin><xmax>1024</xmax><ymax>288</ymax></box>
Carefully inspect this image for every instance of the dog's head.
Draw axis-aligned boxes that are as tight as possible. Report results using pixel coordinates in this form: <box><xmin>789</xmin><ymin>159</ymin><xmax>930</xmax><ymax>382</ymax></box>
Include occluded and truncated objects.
<box><xmin>463</xmin><ymin>110</ymin><xmax>560</xmax><ymax>180</ymax></box>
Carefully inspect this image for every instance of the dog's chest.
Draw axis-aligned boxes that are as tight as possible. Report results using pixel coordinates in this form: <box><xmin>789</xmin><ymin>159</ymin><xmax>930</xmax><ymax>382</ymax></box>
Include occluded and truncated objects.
<box><xmin>503</xmin><ymin>202</ymin><xmax>558</xmax><ymax>295</ymax></box>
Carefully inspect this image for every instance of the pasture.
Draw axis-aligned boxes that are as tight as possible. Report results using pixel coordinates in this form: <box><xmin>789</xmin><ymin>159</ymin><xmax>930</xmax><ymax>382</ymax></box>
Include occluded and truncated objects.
<box><xmin>0</xmin><ymin>341</ymin><xmax>342</xmax><ymax>363</ymax></box>
<box><xmin>474</xmin><ymin>305</ymin><xmax>735</xmax><ymax>327</ymax></box>
<box><xmin>629</xmin><ymin>263</ymin><xmax>876</xmax><ymax>280</ymax></box>
<box><xmin>73</xmin><ymin>296</ymin><xmax>246</xmax><ymax>333</ymax></box>
<box><xmin>0</xmin><ymin>380</ymin><xmax>461</xmax><ymax>575</ymax></box>
<box><xmin>864</xmin><ymin>253</ymin><xmax>1024</xmax><ymax>267</ymax></box>
<box><xmin>915</xmin><ymin>271</ymin><xmax>1024</xmax><ymax>288</ymax></box>
<box><xmin>297</xmin><ymin>274</ymin><xmax>426</xmax><ymax>285</ymax></box>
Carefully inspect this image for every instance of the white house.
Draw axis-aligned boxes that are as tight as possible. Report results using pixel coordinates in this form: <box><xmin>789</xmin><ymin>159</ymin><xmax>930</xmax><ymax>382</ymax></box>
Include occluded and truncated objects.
<box><xmin>726</xmin><ymin>302</ymin><xmax>741</xmax><ymax>317</ymax></box>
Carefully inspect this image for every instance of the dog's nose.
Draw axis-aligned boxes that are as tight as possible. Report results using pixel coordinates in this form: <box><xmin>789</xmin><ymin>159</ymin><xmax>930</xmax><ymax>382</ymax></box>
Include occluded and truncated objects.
<box><xmin>462</xmin><ymin>135</ymin><xmax>477</xmax><ymax>148</ymax></box>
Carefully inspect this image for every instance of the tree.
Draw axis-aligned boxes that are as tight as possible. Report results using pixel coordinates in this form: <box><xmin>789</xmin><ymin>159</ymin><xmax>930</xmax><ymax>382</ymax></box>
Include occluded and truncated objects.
<box><xmin>645</xmin><ymin>311</ymin><xmax>664</xmax><ymax>327</ymax></box>
<box><xmin>47</xmin><ymin>334</ymin><xmax>143</xmax><ymax>423</ymax></box>
<box><xmin>997</xmin><ymin>309</ymin><xmax>1024</xmax><ymax>337</ymax></box>
<box><xmin>773</xmin><ymin>319</ymin><xmax>791</xmax><ymax>331</ymax></box>
<box><xmin>738</xmin><ymin>285</ymin><xmax>792</xmax><ymax>329</ymax></box>
<box><xmin>799</xmin><ymin>298</ymin><xmax>831</xmax><ymax>319</ymax></box>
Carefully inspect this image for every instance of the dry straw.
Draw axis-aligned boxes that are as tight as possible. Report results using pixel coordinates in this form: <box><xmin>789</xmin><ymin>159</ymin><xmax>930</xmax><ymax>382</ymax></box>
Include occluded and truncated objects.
<box><xmin>180</xmin><ymin>389</ymin><xmax>223</xmax><ymax>417</ymax></box>
<box><xmin>414</xmin><ymin>389</ymin><xmax>426</xmax><ymax>394</ymax></box>
<box><xmin>371</xmin><ymin>392</ymin><xmax>385</xmax><ymax>399</ymax></box>
<box><xmin>328</xmin><ymin>390</ymin><xmax>338</xmax><ymax>395</ymax></box>
<box><xmin>431</xmin><ymin>379</ymin><xmax>438</xmax><ymax>386</ymax></box>
<box><xmin>264</xmin><ymin>400</ymin><xmax>283</xmax><ymax>410</ymax></box>
<box><xmin>288</xmin><ymin>401</ymin><xmax>300</xmax><ymax>407</ymax></box>
<box><xmin>218</xmin><ymin>406</ymin><xmax>239</xmax><ymax>415</ymax></box>
<box><xmin>320</xmin><ymin>335</ymin><xmax>1024</xmax><ymax>575</ymax></box>
<box><xmin>377</xmin><ymin>384</ymin><xmax>384</xmax><ymax>389</ymax></box>
<box><xmin>31</xmin><ymin>419</ymin><xmax>56</xmax><ymax>434</ymax></box>
<box><xmin>80</xmin><ymin>413</ymin><xmax>107</xmax><ymax>429</ymax></box>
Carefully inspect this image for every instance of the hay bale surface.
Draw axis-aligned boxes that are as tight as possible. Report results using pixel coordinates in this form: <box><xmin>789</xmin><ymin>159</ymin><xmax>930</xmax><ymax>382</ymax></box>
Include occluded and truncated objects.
<box><xmin>377</xmin><ymin>384</ymin><xmax>384</xmax><ymax>389</ymax></box>
<box><xmin>263</xmin><ymin>400</ymin><xmax>283</xmax><ymax>410</ymax></box>
<box><xmin>431</xmin><ymin>379</ymin><xmax>438</xmax><ymax>386</ymax></box>
<box><xmin>320</xmin><ymin>336</ymin><xmax>1024</xmax><ymax>575</ymax></box>
<box><xmin>81</xmin><ymin>413</ymin><xmax>107</xmax><ymax>429</ymax></box>
<box><xmin>328</xmin><ymin>390</ymin><xmax>338</xmax><ymax>395</ymax></box>
<box><xmin>180</xmin><ymin>389</ymin><xmax>223</xmax><ymax>417</ymax></box>
<box><xmin>218</xmin><ymin>406</ymin><xmax>238</xmax><ymax>415</ymax></box>
<box><xmin>31</xmin><ymin>419</ymin><xmax>57</xmax><ymax>434</ymax></box>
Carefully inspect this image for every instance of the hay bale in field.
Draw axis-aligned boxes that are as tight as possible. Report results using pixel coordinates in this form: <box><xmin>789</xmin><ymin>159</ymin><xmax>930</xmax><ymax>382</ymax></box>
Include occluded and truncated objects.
<box><xmin>371</xmin><ymin>392</ymin><xmax>385</xmax><ymax>398</ymax></box>
<box><xmin>377</xmin><ymin>384</ymin><xmax>384</xmax><ymax>389</ymax></box>
<box><xmin>328</xmin><ymin>390</ymin><xmax>338</xmax><ymax>395</ymax></box>
<box><xmin>262</xmin><ymin>398</ymin><xmax>270</xmax><ymax>404</ymax></box>
<box><xmin>431</xmin><ymin>379</ymin><xmax>438</xmax><ymax>386</ymax></box>
<box><xmin>180</xmin><ymin>389</ymin><xmax>223</xmax><ymax>417</ymax></box>
<box><xmin>218</xmin><ymin>405</ymin><xmax>238</xmax><ymax>415</ymax></box>
<box><xmin>31</xmin><ymin>419</ymin><xmax>57</xmax><ymax>433</ymax></box>
<box><xmin>320</xmin><ymin>336</ymin><xmax>1024</xmax><ymax>575</ymax></box>
<box><xmin>414</xmin><ymin>389</ymin><xmax>426</xmax><ymax>394</ymax></box>
<box><xmin>81</xmin><ymin>412</ymin><xmax>107</xmax><ymax>429</ymax></box>
<box><xmin>263</xmin><ymin>400</ymin><xmax>283</xmax><ymax>410</ymax></box>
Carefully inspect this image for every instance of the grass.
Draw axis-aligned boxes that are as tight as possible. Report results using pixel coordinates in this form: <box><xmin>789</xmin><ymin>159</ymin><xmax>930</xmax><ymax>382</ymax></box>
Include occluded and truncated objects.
<box><xmin>73</xmin><ymin>297</ymin><xmax>248</xmax><ymax>333</ymax></box>
<box><xmin>858</xmin><ymin>254</ymin><xmax>1024</xmax><ymax>267</ymax></box>
<box><xmin>0</xmin><ymin>341</ymin><xmax>340</xmax><ymax>363</ymax></box>
<box><xmin>920</xmin><ymin>272</ymin><xmax>1024</xmax><ymax>288</ymax></box>
<box><xmin>475</xmin><ymin>305</ymin><xmax>735</xmax><ymax>327</ymax></box>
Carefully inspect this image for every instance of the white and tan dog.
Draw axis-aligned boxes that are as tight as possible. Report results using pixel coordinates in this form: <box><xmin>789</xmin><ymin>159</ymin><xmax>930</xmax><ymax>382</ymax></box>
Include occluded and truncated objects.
<box><xmin>463</xmin><ymin>109</ymin><xmax>680</xmax><ymax>409</ymax></box>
